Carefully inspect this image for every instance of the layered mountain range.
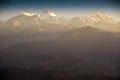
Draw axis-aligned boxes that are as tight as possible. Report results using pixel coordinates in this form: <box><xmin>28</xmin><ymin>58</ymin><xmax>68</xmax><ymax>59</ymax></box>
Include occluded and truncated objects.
<box><xmin>0</xmin><ymin>11</ymin><xmax>120</xmax><ymax>33</ymax></box>
<box><xmin>0</xmin><ymin>11</ymin><xmax>120</xmax><ymax>50</ymax></box>
<box><xmin>0</xmin><ymin>11</ymin><xmax>120</xmax><ymax>79</ymax></box>
<box><xmin>1</xmin><ymin>26</ymin><xmax>120</xmax><ymax>78</ymax></box>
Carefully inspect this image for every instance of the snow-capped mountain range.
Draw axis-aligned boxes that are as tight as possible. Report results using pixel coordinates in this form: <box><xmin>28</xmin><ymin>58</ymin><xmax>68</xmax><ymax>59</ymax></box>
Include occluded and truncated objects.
<box><xmin>0</xmin><ymin>11</ymin><xmax>120</xmax><ymax>32</ymax></box>
<box><xmin>6</xmin><ymin>12</ymin><xmax>43</xmax><ymax>26</ymax></box>
<box><xmin>0</xmin><ymin>11</ymin><xmax>120</xmax><ymax>50</ymax></box>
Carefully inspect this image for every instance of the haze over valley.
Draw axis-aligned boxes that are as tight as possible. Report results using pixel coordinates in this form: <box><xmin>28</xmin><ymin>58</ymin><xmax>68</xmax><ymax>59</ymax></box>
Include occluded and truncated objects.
<box><xmin>0</xmin><ymin>9</ymin><xmax>120</xmax><ymax>80</ymax></box>
<box><xmin>0</xmin><ymin>11</ymin><xmax>120</xmax><ymax>49</ymax></box>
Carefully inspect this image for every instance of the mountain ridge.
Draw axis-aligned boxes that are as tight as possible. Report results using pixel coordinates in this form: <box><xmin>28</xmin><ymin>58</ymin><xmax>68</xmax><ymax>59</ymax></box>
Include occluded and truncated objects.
<box><xmin>0</xmin><ymin>11</ymin><xmax>119</xmax><ymax>27</ymax></box>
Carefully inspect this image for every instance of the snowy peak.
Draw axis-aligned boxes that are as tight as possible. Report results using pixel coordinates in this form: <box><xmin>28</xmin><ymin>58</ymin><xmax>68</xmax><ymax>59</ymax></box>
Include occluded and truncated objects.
<box><xmin>43</xmin><ymin>10</ymin><xmax>57</xmax><ymax>17</ymax></box>
<box><xmin>6</xmin><ymin>12</ymin><xmax>42</xmax><ymax>27</ymax></box>
<box><xmin>0</xmin><ymin>11</ymin><xmax>119</xmax><ymax>32</ymax></box>
<box><xmin>89</xmin><ymin>12</ymin><xmax>111</xmax><ymax>19</ymax></box>
<box><xmin>21</xmin><ymin>12</ymin><xmax>40</xmax><ymax>17</ymax></box>
<box><xmin>41</xmin><ymin>10</ymin><xmax>65</xmax><ymax>24</ymax></box>
<box><xmin>86</xmin><ymin>12</ymin><xmax>117</xmax><ymax>24</ymax></box>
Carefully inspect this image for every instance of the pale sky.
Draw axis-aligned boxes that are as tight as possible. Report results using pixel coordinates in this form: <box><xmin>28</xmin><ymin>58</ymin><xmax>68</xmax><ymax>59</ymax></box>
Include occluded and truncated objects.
<box><xmin>0</xmin><ymin>6</ymin><xmax>120</xmax><ymax>21</ymax></box>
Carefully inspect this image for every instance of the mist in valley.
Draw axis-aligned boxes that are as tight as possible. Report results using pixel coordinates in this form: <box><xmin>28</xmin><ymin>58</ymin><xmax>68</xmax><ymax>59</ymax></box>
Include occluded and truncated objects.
<box><xmin>0</xmin><ymin>10</ymin><xmax>120</xmax><ymax>80</ymax></box>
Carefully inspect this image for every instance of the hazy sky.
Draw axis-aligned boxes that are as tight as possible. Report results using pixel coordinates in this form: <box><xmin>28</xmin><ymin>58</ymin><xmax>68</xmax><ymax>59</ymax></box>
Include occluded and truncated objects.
<box><xmin>0</xmin><ymin>0</ymin><xmax>120</xmax><ymax>20</ymax></box>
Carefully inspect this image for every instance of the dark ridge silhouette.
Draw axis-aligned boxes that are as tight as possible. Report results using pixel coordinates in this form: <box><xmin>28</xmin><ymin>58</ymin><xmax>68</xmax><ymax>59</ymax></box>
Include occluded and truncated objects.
<box><xmin>0</xmin><ymin>26</ymin><xmax>120</xmax><ymax>79</ymax></box>
<box><xmin>1</xmin><ymin>67</ymin><xmax>120</xmax><ymax>80</ymax></box>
